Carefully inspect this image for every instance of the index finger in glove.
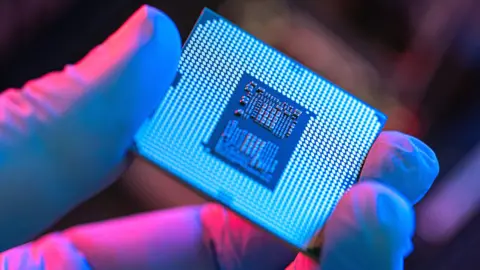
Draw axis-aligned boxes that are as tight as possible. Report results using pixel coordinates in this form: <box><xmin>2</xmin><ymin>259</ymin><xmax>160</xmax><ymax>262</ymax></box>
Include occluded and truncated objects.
<box><xmin>360</xmin><ymin>131</ymin><xmax>439</xmax><ymax>204</ymax></box>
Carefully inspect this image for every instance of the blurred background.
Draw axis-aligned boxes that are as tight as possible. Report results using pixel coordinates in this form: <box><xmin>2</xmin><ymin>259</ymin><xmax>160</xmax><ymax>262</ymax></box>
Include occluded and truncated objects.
<box><xmin>1</xmin><ymin>0</ymin><xmax>480</xmax><ymax>268</ymax></box>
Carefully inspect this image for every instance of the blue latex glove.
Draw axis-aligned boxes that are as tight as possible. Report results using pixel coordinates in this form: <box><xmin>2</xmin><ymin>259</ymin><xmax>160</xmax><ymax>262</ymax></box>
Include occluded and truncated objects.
<box><xmin>0</xmin><ymin>5</ymin><xmax>439</xmax><ymax>270</ymax></box>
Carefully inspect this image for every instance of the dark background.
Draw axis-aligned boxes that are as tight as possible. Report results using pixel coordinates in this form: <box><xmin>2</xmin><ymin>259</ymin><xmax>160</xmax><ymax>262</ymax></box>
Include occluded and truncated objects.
<box><xmin>1</xmin><ymin>0</ymin><xmax>480</xmax><ymax>269</ymax></box>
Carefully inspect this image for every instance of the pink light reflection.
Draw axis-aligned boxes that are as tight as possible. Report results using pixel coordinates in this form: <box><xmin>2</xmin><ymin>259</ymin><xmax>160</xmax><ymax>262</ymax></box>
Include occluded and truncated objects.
<box><xmin>417</xmin><ymin>142</ymin><xmax>480</xmax><ymax>244</ymax></box>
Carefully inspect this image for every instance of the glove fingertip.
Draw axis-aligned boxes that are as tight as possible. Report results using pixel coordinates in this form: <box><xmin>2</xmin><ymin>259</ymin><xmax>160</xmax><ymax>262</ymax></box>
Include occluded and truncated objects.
<box><xmin>144</xmin><ymin>4</ymin><xmax>182</xmax><ymax>73</ymax></box>
<box><xmin>321</xmin><ymin>182</ymin><xmax>413</xmax><ymax>270</ymax></box>
<box><xmin>361</xmin><ymin>131</ymin><xmax>439</xmax><ymax>204</ymax></box>
<box><xmin>125</xmin><ymin>5</ymin><xmax>181</xmax><ymax>96</ymax></box>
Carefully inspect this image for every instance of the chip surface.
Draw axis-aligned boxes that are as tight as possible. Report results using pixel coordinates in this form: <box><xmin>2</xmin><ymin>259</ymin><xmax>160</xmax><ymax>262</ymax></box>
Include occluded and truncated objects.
<box><xmin>205</xmin><ymin>73</ymin><xmax>313</xmax><ymax>190</ymax></box>
<box><xmin>135</xmin><ymin>8</ymin><xmax>386</xmax><ymax>257</ymax></box>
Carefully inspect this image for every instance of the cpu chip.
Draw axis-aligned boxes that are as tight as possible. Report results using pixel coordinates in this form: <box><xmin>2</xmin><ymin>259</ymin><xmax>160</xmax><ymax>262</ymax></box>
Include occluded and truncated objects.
<box><xmin>135</xmin><ymin>8</ymin><xmax>386</xmax><ymax>258</ymax></box>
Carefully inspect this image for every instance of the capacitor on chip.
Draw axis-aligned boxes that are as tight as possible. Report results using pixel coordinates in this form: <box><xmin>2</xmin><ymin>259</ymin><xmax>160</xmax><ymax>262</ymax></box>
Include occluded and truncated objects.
<box><xmin>240</xmin><ymin>96</ymin><xmax>250</xmax><ymax>105</ymax></box>
<box><xmin>234</xmin><ymin>109</ymin><xmax>244</xmax><ymax>116</ymax></box>
<box><xmin>245</xmin><ymin>81</ymin><xmax>257</xmax><ymax>92</ymax></box>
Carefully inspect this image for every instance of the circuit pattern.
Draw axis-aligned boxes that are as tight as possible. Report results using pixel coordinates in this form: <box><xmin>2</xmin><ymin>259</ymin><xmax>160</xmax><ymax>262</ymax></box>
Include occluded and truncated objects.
<box><xmin>238</xmin><ymin>80</ymin><xmax>302</xmax><ymax>138</ymax></box>
<box><xmin>215</xmin><ymin>120</ymin><xmax>279</xmax><ymax>181</ymax></box>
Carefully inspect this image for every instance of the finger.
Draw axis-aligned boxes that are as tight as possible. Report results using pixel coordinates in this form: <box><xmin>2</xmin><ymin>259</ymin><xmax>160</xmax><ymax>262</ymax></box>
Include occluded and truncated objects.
<box><xmin>321</xmin><ymin>182</ymin><xmax>413</xmax><ymax>270</ymax></box>
<box><xmin>360</xmin><ymin>131</ymin><xmax>439</xmax><ymax>204</ymax></box>
<box><xmin>0</xmin><ymin>5</ymin><xmax>180</xmax><ymax>250</ymax></box>
<box><xmin>289</xmin><ymin>182</ymin><xmax>414</xmax><ymax>270</ymax></box>
<box><xmin>62</xmin><ymin>206</ymin><xmax>216</xmax><ymax>270</ymax></box>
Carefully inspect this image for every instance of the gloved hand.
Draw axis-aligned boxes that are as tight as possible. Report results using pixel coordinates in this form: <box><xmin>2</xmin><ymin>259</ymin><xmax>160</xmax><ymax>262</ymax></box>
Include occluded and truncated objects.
<box><xmin>0</xmin><ymin>5</ymin><xmax>180</xmax><ymax>250</ymax></box>
<box><xmin>0</xmin><ymin>5</ymin><xmax>439</xmax><ymax>270</ymax></box>
<box><xmin>0</xmin><ymin>130</ymin><xmax>439</xmax><ymax>270</ymax></box>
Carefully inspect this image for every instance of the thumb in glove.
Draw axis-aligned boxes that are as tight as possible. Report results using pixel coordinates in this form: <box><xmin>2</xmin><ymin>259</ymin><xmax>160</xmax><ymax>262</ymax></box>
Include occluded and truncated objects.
<box><xmin>0</xmin><ymin>5</ymin><xmax>180</xmax><ymax>250</ymax></box>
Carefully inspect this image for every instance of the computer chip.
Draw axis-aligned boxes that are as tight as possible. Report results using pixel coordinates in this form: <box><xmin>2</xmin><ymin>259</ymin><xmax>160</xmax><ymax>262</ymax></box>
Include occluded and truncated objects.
<box><xmin>134</xmin><ymin>8</ymin><xmax>386</xmax><ymax>258</ymax></box>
